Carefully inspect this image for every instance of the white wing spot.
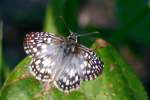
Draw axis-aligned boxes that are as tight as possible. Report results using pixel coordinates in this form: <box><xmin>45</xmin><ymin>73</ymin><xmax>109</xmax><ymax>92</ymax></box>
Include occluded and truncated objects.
<box><xmin>37</xmin><ymin>43</ymin><xmax>41</xmax><ymax>47</ymax></box>
<box><xmin>30</xmin><ymin>40</ymin><xmax>34</xmax><ymax>42</ymax></box>
<box><xmin>41</xmin><ymin>44</ymin><xmax>47</xmax><ymax>49</ymax></box>
<box><xmin>83</xmin><ymin>61</ymin><xmax>87</xmax><ymax>66</ymax></box>
<box><xmin>88</xmin><ymin>63</ymin><xmax>91</xmax><ymax>68</ymax></box>
<box><xmin>41</xmin><ymin>48</ymin><xmax>47</xmax><ymax>53</ymax></box>
<box><xmin>36</xmin><ymin>66</ymin><xmax>40</xmax><ymax>71</ymax></box>
<box><xmin>47</xmin><ymin>38</ymin><xmax>51</xmax><ymax>43</ymax></box>
<box><xmin>33</xmin><ymin>48</ymin><xmax>37</xmax><ymax>52</ymax></box>
<box><xmin>63</xmin><ymin>77</ymin><xmax>67</xmax><ymax>82</ymax></box>
<box><xmin>70</xmin><ymin>69</ymin><xmax>75</xmax><ymax>77</ymax></box>
<box><xmin>75</xmin><ymin>76</ymin><xmax>78</xmax><ymax>81</ymax></box>
<box><xmin>80</xmin><ymin>63</ymin><xmax>84</xmax><ymax>69</ymax></box>
<box><xmin>42</xmin><ymin>58</ymin><xmax>51</xmax><ymax>67</ymax></box>
<box><xmin>66</xmin><ymin>80</ymin><xmax>69</xmax><ymax>85</ymax></box>
<box><xmin>87</xmin><ymin>70</ymin><xmax>90</xmax><ymax>74</ymax></box>
<box><xmin>85</xmin><ymin>53</ymin><xmax>88</xmax><ymax>58</ymax></box>
<box><xmin>36</xmin><ymin>52</ymin><xmax>40</xmax><ymax>56</ymax></box>
<box><xmin>40</xmin><ymin>68</ymin><xmax>45</xmax><ymax>73</ymax></box>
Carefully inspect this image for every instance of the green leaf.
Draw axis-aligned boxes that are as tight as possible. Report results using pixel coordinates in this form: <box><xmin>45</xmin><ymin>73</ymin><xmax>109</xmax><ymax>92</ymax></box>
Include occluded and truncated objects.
<box><xmin>0</xmin><ymin>39</ymin><xmax>148</xmax><ymax>100</ymax></box>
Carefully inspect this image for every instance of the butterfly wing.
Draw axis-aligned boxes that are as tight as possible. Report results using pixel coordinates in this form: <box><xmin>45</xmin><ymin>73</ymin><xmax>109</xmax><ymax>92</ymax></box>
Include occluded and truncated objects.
<box><xmin>24</xmin><ymin>32</ymin><xmax>65</xmax><ymax>82</ymax></box>
<box><xmin>29</xmin><ymin>57</ymin><xmax>53</xmax><ymax>82</ymax></box>
<box><xmin>23</xmin><ymin>32</ymin><xmax>64</xmax><ymax>57</ymax></box>
<box><xmin>77</xmin><ymin>44</ymin><xmax>104</xmax><ymax>81</ymax></box>
<box><xmin>53</xmin><ymin>54</ymin><xmax>81</xmax><ymax>92</ymax></box>
<box><xmin>53</xmin><ymin>44</ymin><xmax>104</xmax><ymax>92</ymax></box>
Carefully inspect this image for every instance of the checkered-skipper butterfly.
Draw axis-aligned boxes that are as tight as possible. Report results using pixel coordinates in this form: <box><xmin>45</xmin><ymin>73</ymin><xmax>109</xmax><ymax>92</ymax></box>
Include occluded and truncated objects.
<box><xmin>23</xmin><ymin>31</ymin><xmax>104</xmax><ymax>92</ymax></box>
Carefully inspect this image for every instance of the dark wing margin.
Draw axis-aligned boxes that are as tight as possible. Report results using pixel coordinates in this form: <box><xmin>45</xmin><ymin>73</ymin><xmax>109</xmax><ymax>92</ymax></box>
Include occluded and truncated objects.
<box><xmin>54</xmin><ymin>73</ymin><xmax>80</xmax><ymax>92</ymax></box>
<box><xmin>78</xmin><ymin>44</ymin><xmax>104</xmax><ymax>81</ymax></box>
<box><xmin>23</xmin><ymin>32</ymin><xmax>64</xmax><ymax>57</ymax></box>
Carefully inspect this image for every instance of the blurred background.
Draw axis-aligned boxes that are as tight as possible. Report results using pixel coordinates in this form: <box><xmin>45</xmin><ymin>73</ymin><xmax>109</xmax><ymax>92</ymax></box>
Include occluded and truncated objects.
<box><xmin>0</xmin><ymin>0</ymin><xmax>150</xmax><ymax>98</ymax></box>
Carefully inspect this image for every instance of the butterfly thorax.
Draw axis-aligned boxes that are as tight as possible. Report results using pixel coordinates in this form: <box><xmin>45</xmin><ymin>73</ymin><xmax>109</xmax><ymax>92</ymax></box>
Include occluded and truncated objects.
<box><xmin>63</xmin><ymin>32</ymin><xmax>78</xmax><ymax>55</ymax></box>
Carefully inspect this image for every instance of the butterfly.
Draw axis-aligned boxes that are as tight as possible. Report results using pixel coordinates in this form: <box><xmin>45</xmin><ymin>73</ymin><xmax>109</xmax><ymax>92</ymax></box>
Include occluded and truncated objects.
<box><xmin>23</xmin><ymin>31</ymin><xmax>104</xmax><ymax>92</ymax></box>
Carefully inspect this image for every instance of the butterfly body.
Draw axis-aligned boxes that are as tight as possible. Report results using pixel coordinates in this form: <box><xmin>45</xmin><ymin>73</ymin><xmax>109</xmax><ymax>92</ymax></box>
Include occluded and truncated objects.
<box><xmin>24</xmin><ymin>32</ymin><xmax>104</xmax><ymax>92</ymax></box>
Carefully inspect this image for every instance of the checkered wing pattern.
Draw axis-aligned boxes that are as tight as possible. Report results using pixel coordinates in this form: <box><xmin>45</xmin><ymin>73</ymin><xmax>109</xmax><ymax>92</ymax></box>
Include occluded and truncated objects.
<box><xmin>78</xmin><ymin>45</ymin><xmax>104</xmax><ymax>81</ymax></box>
<box><xmin>23</xmin><ymin>32</ymin><xmax>64</xmax><ymax>57</ymax></box>
<box><xmin>53</xmin><ymin>44</ymin><xmax>104</xmax><ymax>92</ymax></box>
<box><xmin>24</xmin><ymin>32</ymin><xmax>65</xmax><ymax>82</ymax></box>
<box><xmin>53</xmin><ymin>55</ymin><xmax>82</xmax><ymax>92</ymax></box>
<box><xmin>24</xmin><ymin>32</ymin><xmax>104</xmax><ymax>92</ymax></box>
<box><xmin>29</xmin><ymin>57</ymin><xmax>53</xmax><ymax>82</ymax></box>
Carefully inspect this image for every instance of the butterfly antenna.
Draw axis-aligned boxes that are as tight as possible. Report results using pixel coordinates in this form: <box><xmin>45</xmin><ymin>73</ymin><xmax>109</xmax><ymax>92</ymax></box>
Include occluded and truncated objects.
<box><xmin>59</xmin><ymin>16</ymin><xmax>72</xmax><ymax>33</ymax></box>
<box><xmin>77</xmin><ymin>31</ymin><xmax>100</xmax><ymax>37</ymax></box>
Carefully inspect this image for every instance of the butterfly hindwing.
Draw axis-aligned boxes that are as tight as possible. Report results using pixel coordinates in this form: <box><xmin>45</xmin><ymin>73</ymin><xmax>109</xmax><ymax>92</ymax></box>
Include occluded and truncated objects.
<box><xmin>53</xmin><ymin>54</ymin><xmax>81</xmax><ymax>92</ymax></box>
<box><xmin>54</xmin><ymin>72</ymin><xmax>80</xmax><ymax>92</ymax></box>
<box><xmin>78</xmin><ymin>44</ymin><xmax>104</xmax><ymax>81</ymax></box>
<box><xmin>29</xmin><ymin>57</ymin><xmax>53</xmax><ymax>82</ymax></box>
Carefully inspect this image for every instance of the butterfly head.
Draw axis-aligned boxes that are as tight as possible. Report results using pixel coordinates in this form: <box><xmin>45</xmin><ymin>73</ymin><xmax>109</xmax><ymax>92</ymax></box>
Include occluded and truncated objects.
<box><xmin>67</xmin><ymin>32</ymin><xmax>78</xmax><ymax>43</ymax></box>
<box><xmin>63</xmin><ymin>32</ymin><xmax>78</xmax><ymax>55</ymax></box>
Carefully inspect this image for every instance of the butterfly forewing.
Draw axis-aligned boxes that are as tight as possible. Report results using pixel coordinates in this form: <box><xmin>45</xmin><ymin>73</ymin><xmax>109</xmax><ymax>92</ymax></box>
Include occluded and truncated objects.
<box><xmin>24</xmin><ymin>32</ymin><xmax>65</xmax><ymax>82</ymax></box>
<box><xmin>23</xmin><ymin>32</ymin><xmax>64</xmax><ymax>57</ymax></box>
